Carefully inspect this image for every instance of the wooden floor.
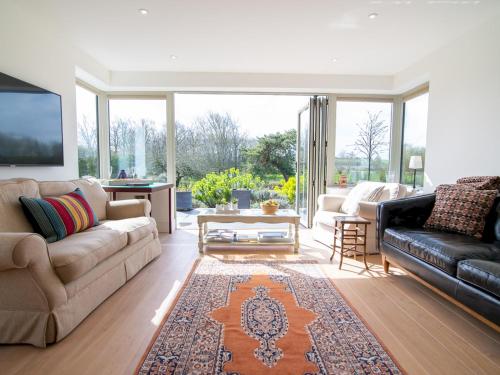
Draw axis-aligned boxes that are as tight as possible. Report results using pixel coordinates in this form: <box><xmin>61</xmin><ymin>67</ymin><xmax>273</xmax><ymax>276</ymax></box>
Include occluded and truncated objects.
<box><xmin>1</xmin><ymin>229</ymin><xmax>499</xmax><ymax>375</ymax></box>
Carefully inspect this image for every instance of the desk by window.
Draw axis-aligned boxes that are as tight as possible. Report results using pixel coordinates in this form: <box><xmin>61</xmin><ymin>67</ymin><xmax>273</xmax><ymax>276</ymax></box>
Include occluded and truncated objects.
<box><xmin>101</xmin><ymin>183</ymin><xmax>174</xmax><ymax>234</ymax></box>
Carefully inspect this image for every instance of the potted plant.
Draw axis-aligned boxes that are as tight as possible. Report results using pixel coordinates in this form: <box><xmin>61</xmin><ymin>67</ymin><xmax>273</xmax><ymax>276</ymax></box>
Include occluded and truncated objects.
<box><xmin>176</xmin><ymin>183</ymin><xmax>193</xmax><ymax>211</ymax></box>
<box><xmin>260</xmin><ymin>199</ymin><xmax>279</xmax><ymax>215</ymax></box>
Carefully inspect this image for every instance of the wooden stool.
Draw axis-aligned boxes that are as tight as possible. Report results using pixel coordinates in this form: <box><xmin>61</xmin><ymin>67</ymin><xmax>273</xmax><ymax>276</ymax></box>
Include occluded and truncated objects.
<box><xmin>330</xmin><ymin>216</ymin><xmax>371</xmax><ymax>270</ymax></box>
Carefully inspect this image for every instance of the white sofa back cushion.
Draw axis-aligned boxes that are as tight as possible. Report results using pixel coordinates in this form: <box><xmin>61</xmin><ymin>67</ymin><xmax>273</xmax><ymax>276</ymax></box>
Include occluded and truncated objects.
<box><xmin>340</xmin><ymin>182</ymin><xmax>386</xmax><ymax>215</ymax></box>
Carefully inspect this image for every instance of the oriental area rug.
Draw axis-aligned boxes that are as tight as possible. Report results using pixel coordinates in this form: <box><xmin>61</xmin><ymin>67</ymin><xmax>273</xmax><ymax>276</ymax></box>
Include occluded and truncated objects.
<box><xmin>137</xmin><ymin>258</ymin><xmax>403</xmax><ymax>374</ymax></box>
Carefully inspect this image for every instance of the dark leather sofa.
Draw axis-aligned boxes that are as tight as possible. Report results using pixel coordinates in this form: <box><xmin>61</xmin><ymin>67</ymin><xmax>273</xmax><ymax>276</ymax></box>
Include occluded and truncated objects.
<box><xmin>377</xmin><ymin>194</ymin><xmax>500</xmax><ymax>325</ymax></box>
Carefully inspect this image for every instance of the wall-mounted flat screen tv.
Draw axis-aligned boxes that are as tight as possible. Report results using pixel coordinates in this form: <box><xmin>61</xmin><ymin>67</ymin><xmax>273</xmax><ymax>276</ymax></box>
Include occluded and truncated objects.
<box><xmin>0</xmin><ymin>72</ymin><xmax>64</xmax><ymax>166</ymax></box>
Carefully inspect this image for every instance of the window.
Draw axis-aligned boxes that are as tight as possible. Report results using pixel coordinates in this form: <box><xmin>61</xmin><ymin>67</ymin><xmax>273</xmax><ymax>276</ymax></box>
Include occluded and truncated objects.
<box><xmin>400</xmin><ymin>92</ymin><xmax>428</xmax><ymax>188</ymax></box>
<box><xmin>334</xmin><ymin>100</ymin><xmax>393</xmax><ymax>185</ymax></box>
<box><xmin>76</xmin><ymin>85</ymin><xmax>99</xmax><ymax>177</ymax></box>
<box><xmin>108</xmin><ymin>98</ymin><xmax>167</xmax><ymax>180</ymax></box>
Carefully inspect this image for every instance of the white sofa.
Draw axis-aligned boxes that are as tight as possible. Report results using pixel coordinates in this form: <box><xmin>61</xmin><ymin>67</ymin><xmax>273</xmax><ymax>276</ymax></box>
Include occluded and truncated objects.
<box><xmin>312</xmin><ymin>182</ymin><xmax>411</xmax><ymax>254</ymax></box>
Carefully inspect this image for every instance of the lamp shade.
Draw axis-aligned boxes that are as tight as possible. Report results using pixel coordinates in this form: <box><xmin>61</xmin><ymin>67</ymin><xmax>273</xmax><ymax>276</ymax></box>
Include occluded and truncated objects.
<box><xmin>409</xmin><ymin>155</ymin><xmax>423</xmax><ymax>169</ymax></box>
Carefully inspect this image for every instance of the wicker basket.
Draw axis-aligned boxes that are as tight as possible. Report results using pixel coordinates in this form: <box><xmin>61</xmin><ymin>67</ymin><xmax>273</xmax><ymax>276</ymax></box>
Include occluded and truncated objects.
<box><xmin>260</xmin><ymin>203</ymin><xmax>279</xmax><ymax>215</ymax></box>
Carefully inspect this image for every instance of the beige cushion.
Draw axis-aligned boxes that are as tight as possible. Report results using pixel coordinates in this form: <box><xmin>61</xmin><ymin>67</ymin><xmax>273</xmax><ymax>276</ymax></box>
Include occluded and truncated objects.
<box><xmin>91</xmin><ymin>217</ymin><xmax>157</xmax><ymax>245</ymax></box>
<box><xmin>72</xmin><ymin>179</ymin><xmax>108</xmax><ymax>221</ymax></box>
<box><xmin>0</xmin><ymin>179</ymin><xmax>40</xmax><ymax>232</ymax></box>
<box><xmin>377</xmin><ymin>183</ymin><xmax>408</xmax><ymax>201</ymax></box>
<box><xmin>38</xmin><ymin>179</ymin><xmax>108</xmax><ymax>221</ymax></box>
<box><xmin>341</xmin><ymin>182</ymin><xmax>385</xmax><ymax>215</ymax></box>
<box><xmin>48</xmin><ymin>229</ymin><xmax>127</xmax><ymax>283</ymax></box>
<box><xmin>38</xmin><ymin>181</ymin><xmax>77</xmax><ymax>197</ymax></box>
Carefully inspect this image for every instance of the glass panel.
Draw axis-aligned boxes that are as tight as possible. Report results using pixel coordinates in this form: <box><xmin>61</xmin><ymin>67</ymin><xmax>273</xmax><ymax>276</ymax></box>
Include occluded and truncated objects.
<box><xmin>174</xmin><ymin>93</ymin><xmax>309</xmax><ymax>229</ymax></box>
<box><xmin>297</xmin><ymin>106</ymin><xmax>310</xmax><ymax>226</ymax></box>
<box><xmin>334</xmin><ymin>101</ymin><xmax>393</xmax><ymax>185</ymax></box>
<box><xmin>76</xmin><ymin>85</ymin><xmax>99</xmax><ymax>177</ymax></box>
<box><xmin>401</xmin><ymin>93</ymin><xmax>428</xmax><ymax>188</ymax></box>
<box><xmin>108</xmin><ymin>99</ymin><xmax>167</xmax><ymax>181</ymax></box>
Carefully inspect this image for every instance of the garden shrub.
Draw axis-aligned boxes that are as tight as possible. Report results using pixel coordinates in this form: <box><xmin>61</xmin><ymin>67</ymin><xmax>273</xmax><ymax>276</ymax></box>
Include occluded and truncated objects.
<box><xmin>274</xmin><ymin>176</ymin><xmax>297</xmax><ymax>205</ymax></box>
<box><xmin>192</xmin><ymin>168</ymin><xmax>261</xmax><ymax>207</ymax></box>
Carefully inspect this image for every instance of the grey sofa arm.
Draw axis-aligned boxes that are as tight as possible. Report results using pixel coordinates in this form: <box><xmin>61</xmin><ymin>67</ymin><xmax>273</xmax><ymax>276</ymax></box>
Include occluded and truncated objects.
<box><xmin>106</xmin><ymin>199</ymin><xmax>151</xmax><ymax>220</ymax></box>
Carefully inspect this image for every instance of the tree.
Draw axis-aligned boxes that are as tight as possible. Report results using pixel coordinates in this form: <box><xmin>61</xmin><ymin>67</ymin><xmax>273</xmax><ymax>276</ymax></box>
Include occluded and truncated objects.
<box><xmin>245</xmin><ymin>129</ymin><xmax>296</xmax><ymax>180</ymax></box>
<box><xmin>194</xmin><ymin>112</ymin><xmax>247</xmax><ymax>173</ymax></box>
<box><xmin>353</xmin><ymin>111</ymin><xmax>388</xmax><ymax>180</ymax></box>
<box><xmin>174</xmin><ymin>113</ymin><xmax>249</xmax><ymax>186</ymax></box>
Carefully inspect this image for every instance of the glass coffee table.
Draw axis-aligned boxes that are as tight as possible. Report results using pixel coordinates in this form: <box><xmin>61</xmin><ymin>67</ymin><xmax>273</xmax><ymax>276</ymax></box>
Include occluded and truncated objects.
<box><xmin>197</xmin><ymin>209</ymin><xmax>301</xmax><ymax>253</ymax></box>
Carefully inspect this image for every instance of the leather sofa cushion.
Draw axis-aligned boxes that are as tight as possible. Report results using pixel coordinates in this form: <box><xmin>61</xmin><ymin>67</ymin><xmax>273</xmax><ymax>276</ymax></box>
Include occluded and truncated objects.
<box><xmin>48</xmin><ymin>229</ymin><xmax>127</xmax><ymax>283</ymax></box>
<box><xmin>383</xmin><ymin>227</ymin><xmax>500</xmax><ymax>275</ymax></box>
<box><xmin>90</xmin><ymin>217</ymin><xmax>157</xmax><ymax>245</ymax></box>
<box><xmin>457</xmin><ymin>259</ymin><xmax>500</xmax><ymax>298</ymax></box>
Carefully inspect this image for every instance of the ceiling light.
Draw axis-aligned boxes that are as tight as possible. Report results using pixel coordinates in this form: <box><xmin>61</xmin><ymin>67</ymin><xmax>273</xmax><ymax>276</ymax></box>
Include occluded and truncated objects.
<box><xmin>368</xmin><ymin>13</ymin><xmax>378</xmax><ymax>19</ymax></box>
<box><xmin>332</xmin><ymin>58</ymin><xmax>338</xmax><ymax>63</ymax></box>
<box><xmin>138</xmin><ymin>8</ymin><xmax>149</xmax><ymax>15</ymax></box>
<box><xmin>170</xmin><ymin>55</ymin><xmax>177</xmax><ymax>60</ymax></box>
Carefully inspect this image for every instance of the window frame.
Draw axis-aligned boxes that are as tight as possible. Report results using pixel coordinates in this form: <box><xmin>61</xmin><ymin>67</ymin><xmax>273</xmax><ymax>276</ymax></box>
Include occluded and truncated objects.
<box><xmin>106</xmin><ymin>94</ymin><xmax>169</xmax><ymax>181</ymax></box>
<box><xmin>75</xmin><ymin>82</ymin><xmax>101</xmax><ymax>178</ymax></box>
<box><xmin>399</xmin><ymin>85</ymin><xmax>429</xmax><ymax>187</ymax></box>
<box><xmin>332</xmin><ymin>96</ymin><xmax>396</xmax><ymax>186</ymax></box>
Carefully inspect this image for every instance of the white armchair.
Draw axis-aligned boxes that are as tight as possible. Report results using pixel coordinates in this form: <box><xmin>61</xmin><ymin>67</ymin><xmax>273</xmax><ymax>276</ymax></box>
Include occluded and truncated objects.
<box><xmin>313</xmin><ymin>182</ymin><xmax>410</xmax><ymax>254</ymax></box>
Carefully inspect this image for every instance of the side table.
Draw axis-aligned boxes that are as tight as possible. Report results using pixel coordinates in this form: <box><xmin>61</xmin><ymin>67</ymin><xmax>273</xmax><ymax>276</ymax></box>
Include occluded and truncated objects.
<box><xmin>330</xmin><ymin>216</ymin><xmax>371</xmax><ymax>270</ymax></box>
<box><xmin>101</xmin><ymin>183</ymin><xmax>174</xmax><ymax>234</ymax></box>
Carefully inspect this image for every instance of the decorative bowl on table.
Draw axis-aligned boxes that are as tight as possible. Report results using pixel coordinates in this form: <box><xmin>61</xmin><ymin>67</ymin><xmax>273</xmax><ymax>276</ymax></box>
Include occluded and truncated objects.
<box><xmin>260</xmin><ymin>199</ymin><xmax>279</xmax><ymax>215</ymax></box>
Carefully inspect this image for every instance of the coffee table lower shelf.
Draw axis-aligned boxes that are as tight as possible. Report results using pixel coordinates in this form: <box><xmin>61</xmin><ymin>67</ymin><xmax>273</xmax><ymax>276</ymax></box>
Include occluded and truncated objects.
<box><xmin>197</xmin><ymin>209</ymin><xmax>300</xmax><ymax>254</ymax></box>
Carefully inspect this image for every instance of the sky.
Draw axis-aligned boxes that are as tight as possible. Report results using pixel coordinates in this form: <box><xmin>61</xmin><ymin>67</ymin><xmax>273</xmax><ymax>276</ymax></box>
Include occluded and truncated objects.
<box><xmin>403</xmin><ymin>92</ymin><xmax>429</xmax><ymax>147</ymax></box>
<box><xmin>108</xmin><ymin>98</ymin><xmax>166</xmax><ymax>130</ymax></box>
<box><xmin>76</xmin><ymin>89</ymin><xmax>428</xmax><ymax>155</ymax></box>
<box><xmin>335</xmin><ymin>101</ymin><xmax>393</xmax><ymax>159</ymax></box>
<box><xmin>175</xmin><ymin>94</ymin><xmax>310</xmax><ymax>137</ymax></box>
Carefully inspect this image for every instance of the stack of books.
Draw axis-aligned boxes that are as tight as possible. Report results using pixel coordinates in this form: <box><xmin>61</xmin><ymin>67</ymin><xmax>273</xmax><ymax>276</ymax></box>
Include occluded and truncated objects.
<box><xmin>257</xmin><ymin>231</ymin><xmax>290</xmax><ymax>243</ymax></box>
<box><xmin>205</xmin><ymin>230</ymin><xmax>235</xmax><ymax>243</ymax></box>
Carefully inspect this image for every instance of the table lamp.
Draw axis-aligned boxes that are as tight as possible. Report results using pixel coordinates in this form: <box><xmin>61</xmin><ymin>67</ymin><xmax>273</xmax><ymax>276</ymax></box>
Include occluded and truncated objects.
<box><xmin>409</xmin><ymin>156</ymin><xmax>423</xmax><ymax>188</ymax></box>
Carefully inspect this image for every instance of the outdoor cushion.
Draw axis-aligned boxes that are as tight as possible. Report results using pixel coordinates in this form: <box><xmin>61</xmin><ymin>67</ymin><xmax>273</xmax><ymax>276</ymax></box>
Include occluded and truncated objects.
<box><xmin>90</xmin><ymin>217</ymin><xmax>157</xmax><ymax>245</ymax></box>
<box><xmin>384</xmin><ymin>227</ymin><xmax>500</xmax><ymax>275</ymax></box>
<box><xmin>48</xmin><ymin>229</ymin><xmax>127</xmax><ymax>283</ymax></box>
<box><xmin>457</xmin><ymin>259</ymin><xmax>500</xmax><ymax>298</ymax></box>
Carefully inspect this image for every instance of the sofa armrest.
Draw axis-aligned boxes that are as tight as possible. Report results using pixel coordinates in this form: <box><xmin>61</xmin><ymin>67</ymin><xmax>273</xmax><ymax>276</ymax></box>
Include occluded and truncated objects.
<box><xmin>0</xmin><ymin>232</ymin><xmax>67</xmax><ymax>309</ymax></box>
<box><xmin>358</xmin><ymin>201</ymin><xmax>378</xmax><ymax>220</ymax></box>
<box><xmin>317</xmin><ymin>194</ymin><xmax>345</xmax><ymax>212</ymax></box>
<box><xmin>106</xmin><ymin>199</ymin><xmax>151</xmax><ymax>220</ymax></box>
<box><xmin>377</xmin><ymin>194</ymin><xmax>436</xmax><ymax>249</ymax></box>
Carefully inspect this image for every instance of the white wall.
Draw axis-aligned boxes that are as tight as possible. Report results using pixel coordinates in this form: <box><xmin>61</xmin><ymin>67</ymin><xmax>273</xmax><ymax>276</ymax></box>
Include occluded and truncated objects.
<box><xmin>395</xmin><ymin>17</ymin><xmax>500</xmax><ymax>192</ymax></box>
<box><xmin>0</xmin><ymin>2</ymin><xmax>81</xmax><ymax>180</ymax></box>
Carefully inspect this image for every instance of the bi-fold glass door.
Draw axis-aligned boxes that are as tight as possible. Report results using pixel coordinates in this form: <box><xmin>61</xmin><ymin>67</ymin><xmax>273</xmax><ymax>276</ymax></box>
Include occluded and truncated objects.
<box><xmin>296</xmin><ymin>96</ymin><xmax>328</xmax><ymax>228</ymax></box>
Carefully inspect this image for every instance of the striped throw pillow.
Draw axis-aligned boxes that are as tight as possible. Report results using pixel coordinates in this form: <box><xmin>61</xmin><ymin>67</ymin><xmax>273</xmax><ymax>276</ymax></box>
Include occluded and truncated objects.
<box><xmin>19</xmin><ymin>188</ymin><xmax>99</xmax><ymax>243</ymax></box>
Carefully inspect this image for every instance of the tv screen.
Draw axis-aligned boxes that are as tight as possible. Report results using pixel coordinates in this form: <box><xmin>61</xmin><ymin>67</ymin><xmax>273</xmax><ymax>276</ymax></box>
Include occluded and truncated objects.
<box><xmin>0</xmin><ymin>72</ymin><xmax>63</xmax><ymax>166</ymax></box>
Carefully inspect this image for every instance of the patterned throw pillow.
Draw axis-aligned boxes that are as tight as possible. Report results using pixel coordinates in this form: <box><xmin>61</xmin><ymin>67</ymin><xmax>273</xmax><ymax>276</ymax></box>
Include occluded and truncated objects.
<box><xmin>424</xmin><ymin>184</ymin><xmax>497</xmax><ymax>238</ymax></box>
<box><xmin>19</xmin><ymin>188</ymin><xmax>99</xmax><ymax>243</ymax></box>
<box><xmin>456</xmin><ymin>176</ymin><xmax>500</xmax><ymax>191</ymax></box>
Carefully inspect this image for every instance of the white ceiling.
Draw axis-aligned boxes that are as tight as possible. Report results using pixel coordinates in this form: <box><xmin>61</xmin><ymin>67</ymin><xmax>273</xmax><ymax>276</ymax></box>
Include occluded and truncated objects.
<box><xmin>46</xmin><ymin>0</ymin><xmax>500</xmax><ymax>75</ymax></box>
